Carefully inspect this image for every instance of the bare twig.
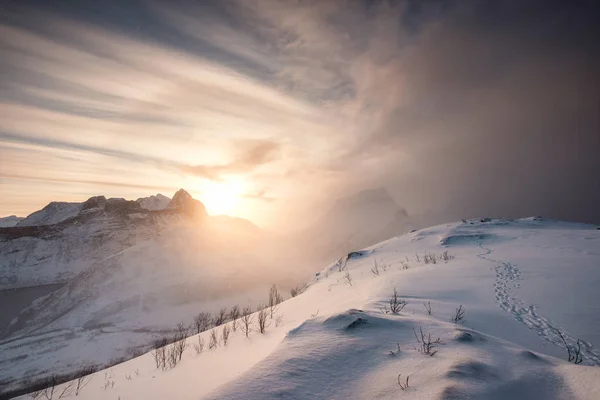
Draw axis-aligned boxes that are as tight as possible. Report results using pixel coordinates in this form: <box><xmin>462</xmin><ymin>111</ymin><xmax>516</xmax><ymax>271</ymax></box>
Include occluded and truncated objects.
<box><xmin>423</xmin><ymin>301</ymin><xmax>432</xmax><ymax>315</ymax></box>
<box><xmin>556</xmin><ymin>329</ymin><xmax>584</xmax><ymax>364</ymax></box>
<box><xmin>413</xmin><ymin>326</ymin><xmax>442</xmax><ymax>356</ymax></box>
<box><xmin>370</xmin><ymin>260</ymin><xmax>380</xmax><ymax>276</ymax></box>
<box><xmin>241</xmin><ymin>307</ymin><xmax>253</xmax><ymax>338</ymax></box>
<box><xmin>343</xmin><ymin>269</ymin><xmax>353</xmax><ymax>286</ymax></box>
<box><xmin>397</xmin><ymin>374</ymin><xmax>410</xmax><ymax>390</ymax></box>
<box><xmin>257</xmin><ymin>305</ymin><xmax>269</xmax><ymax>333</ymax></box>
<box><xmin>451</xmin><ymin>305</ymin><xmax>465</xmax><ymax>323</ymax></box>
<box><xmin>221</xmin><ymin>325</ymin><xmax>231</xmax><ymax>346</ymax></box>
<box><xmin>268</xmin><ymin>285</ymin><xmax>283</xmax><ymax>319</ymax></box>
<box><xmin>389</xmin><ymin>288</ymin><xmax>407</xmax><ymax>314</ymax></box>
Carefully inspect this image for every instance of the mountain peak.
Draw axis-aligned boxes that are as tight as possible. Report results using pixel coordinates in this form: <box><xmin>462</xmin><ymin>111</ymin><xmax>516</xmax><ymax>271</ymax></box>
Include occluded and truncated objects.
<box><xmin>167</xmin><ymin>189</ymin><xmax>207</xmax><ymax>219</ymax></box>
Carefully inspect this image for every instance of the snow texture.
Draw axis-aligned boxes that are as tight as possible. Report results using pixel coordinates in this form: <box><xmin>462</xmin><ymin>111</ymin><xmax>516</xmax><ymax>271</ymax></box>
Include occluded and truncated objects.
<box><xmin>136</xmin><ymin>194</ymin><xmax>171</xmax><ymax>211</ymax></box>
<box><xmin>5</xmin><ymin>217</ymin><xmax>600</xmax><ymax>399</ymax></box>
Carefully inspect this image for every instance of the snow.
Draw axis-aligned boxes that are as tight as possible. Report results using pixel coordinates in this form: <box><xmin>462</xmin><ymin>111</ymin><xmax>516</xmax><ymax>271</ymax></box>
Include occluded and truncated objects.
<box><xmin>136</xmin><ymin>194</ymin><xmax>171</xmax><ymax>211</ymax></box>
<box><xmin>17</xmin><ymin>202</ymin><xmax>82</xmax><ymax>227</ymax></box>
<box><xmin>0</xmin><ymin>216</ymin><xmax>23</xmax><ymax>228</ymax></box>
<box><xmin>8</xmin><ymin>217</ymin><xmax>600</xmax><ymax>399</ymax></box>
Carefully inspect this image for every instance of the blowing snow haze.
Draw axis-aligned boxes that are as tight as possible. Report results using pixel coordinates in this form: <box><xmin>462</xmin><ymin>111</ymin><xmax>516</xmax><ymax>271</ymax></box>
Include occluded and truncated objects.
<box><xmin>1</xmin><ymin>1</ymin><xmax>600</xmax><ymax>399</ymax></box>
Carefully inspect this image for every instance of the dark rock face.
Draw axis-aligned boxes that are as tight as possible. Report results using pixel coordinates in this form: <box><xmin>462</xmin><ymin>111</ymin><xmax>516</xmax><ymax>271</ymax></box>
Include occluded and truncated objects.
<box><xmin>105</xmin><ymin>198</ymin><xmax>142</xmax><ymax>213</ymax></box>
<box><xmin>82</xmin><ymin>196</ymin><xmax>107</xmax><ymax>210</ymax></box>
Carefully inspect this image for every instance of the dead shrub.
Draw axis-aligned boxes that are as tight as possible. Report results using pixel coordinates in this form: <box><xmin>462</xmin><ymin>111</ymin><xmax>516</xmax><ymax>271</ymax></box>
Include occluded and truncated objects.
<box><xmin>389</xmin><ymin>288</ymin><xmax>407</xmax><ymax>314</ymax></box>
<box><xmin>414</xmin><ymin>326</ymin><xmax>442</xmax><ymax>356</ymax></box>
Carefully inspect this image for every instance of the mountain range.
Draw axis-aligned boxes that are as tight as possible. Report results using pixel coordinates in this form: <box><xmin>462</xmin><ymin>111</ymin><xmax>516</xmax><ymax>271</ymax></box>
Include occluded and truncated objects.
<box><xmin>0</xmin><ymin>187</ymin><xmax>413</xmax><ymax>394</ymax></box>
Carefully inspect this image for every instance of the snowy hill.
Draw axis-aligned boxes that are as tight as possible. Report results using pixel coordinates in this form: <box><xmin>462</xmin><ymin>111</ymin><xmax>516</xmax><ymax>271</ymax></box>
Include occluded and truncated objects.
<box><xmin>7</xmin><ymin>217</ymin><xmax>599</xmax><ymax>399</ymax></box>
<box><xmin>0</xmin><ymin>216</ymin><xmax>23</xmax><ymax>228</ymax></box>
<box><xmin>136</xmin><ymin>194</ymin><xmax>171</xmax><ymax>211</ymax></box>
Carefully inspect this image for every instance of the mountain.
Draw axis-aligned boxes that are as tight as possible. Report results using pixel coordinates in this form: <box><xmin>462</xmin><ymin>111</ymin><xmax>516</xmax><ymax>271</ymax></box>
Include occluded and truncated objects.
<box><xmin>0</xmin><ymin>215</ymin><xmax>23</xmax><ymax>228</ymax></box>
<box><xmin>6</xmin><ymin>218</ymin><xmax>599</xmax><ymax>399</ymax></box>
<box><xmin>1</xmin><ymin>196</ymin><xmax>157</xmax><ymax>289</ymax></box>
<box><xmin>17</xmin><ymin>201</ymin><xmax>82</xmax><ymax>227</ymax></box>
<box><xmin>168</xmin><ymin>188</ymin><xmax>208</xmax><ymax>219</ymax></box>
<box><xmin>0</xmin><ymin>189</ymin><xmax>280</xmax><ymax>395</ymax></box>
<box><xmin>298</xmin><ymin>188</ymin><xmax>412</xmax><ymax>261</ymax></box>
<box><xmin>136</xmin><ymin>193</ymin><xmax>171</xmax><ymax>211</ymax></box>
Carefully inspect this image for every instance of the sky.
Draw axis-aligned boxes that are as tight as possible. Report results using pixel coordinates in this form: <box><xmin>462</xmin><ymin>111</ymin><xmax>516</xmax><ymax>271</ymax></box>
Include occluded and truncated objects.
<box><xmin>0</xmin><ymin>0</ymin><xmax>599</xmax><ymax>228</ymax></box>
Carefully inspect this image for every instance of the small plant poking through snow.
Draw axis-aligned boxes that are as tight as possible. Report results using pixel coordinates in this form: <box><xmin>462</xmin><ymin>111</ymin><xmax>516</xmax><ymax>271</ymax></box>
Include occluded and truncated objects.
<box><xmin>102</xmin><ymin>370</ymin><xmax>115</xmax><ymax>390</ymax></box>
<box><xmin>275</xmin><ymin>314</ymin><xmax>284</xmax><ymax>327</ymax></box>
<box><xmin>424</xmin><ymin>252</ymin><xmax>437</xmax><ymax>264</ymax></box>
<box><xmin>397</xmin><ymin>374</ymin><xmax>410</xmax><ymax>390</ymax></box>
<box><xmin>414</xmin><ymin>326</ymin><xmax>442</xmax><ymax>356</ymax></box>
<box><xmin>229</xmin><ymin>306</ymin><xmax>240</xmax><ymax>332</ymax></box>
<box><xmin>343</xmin><ymin>269</ymin><xmax>353</xmax><ymax>286</ymax></box>
<box><xmin>268</xmin><ymin>284</ymin><xmax>283</xmax><ymax>319</ymax></box>
<box><xmin>241</xmin><ymin>307</ymin><xmax>253</xmax><ymax>338</ymax></box>
<box><xmin>424</xmin><ymin>301</ymin><xmax>432</xmax><ymax>315</ymax></box>
<box><xmin>389</xmin><ymin>288</ymin><xmax>407</xmax><ymax>314</ymax></box>
<box><xmin>193</xmin><ymin>336</ymin><xmax>205</xmax><ymax>354</ymax></box>
<box><xmin>193</xmin><ymin>312</ymin><xmax>212</xmax><ymax>334</ymax></box>
<box><xmin>221</xmin><ymin>325</ymin><xmax>231</xmax><ymax>346</ymax></box>
<box><xmin>34</xmin><ymin>375</ymin><xmax>58</xmax><ymax>399</ymax></box>
<box><xmin>556</xmin><ymin>329</ymin><xmax>584</xmax><ymax>364</ymax></box>
<box><xmin>337</xmin><ymin>255</ymin><xmax>349</xmax><ymax>272</ymax></box>
<box><xmin>370</xmin><ymin>260</ymin><xmax>380</xmax><ymax>276</ymax></box>
<box><xmin>452</xmin><ymin>305</ymin><xmax>466</xmax><ymax>323</ymax></box>
<box><xmin>152</xmin><ymin>338</ymin><xmax>168</xmax><ymax>370</ymax></box>
<box><xmin>257</xmin><ymin>305</ymin><xmax>269</xmax><ymax>334</ymax></box>
<box><xmin>213</xmin><ymin>308</ymin><xmax>228</xmax><ymax>327</ymax></box>
<box><xmin>75</xmin><ymin>366</ymin><xmax>95</xmax><ymax>396</ymax></box>
<box><xmin>166</xmin><ymin>322</ymin><xmax>188</xmax><ymax>368</ymax></box>
<box><xmin>442</xmin><ymin>250</ymin><xmax>455</xmax><ymax>262</ymax></box>
<box><xmin>209</xmin><ymin>328</ymin><xmax>219</xmax><ymax>349</ymax></box>
<box><xmin>290</xmin><ymin>286</ymin><xmax>301</xmax><ymax>297</ymax></box>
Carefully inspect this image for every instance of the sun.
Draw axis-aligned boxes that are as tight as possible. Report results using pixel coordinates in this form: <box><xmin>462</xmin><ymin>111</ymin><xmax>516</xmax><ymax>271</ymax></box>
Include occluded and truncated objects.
<box><xmin>197</xmin><ymin>179</ymin><xmax>245</xmax><ymax>216</ymax></box>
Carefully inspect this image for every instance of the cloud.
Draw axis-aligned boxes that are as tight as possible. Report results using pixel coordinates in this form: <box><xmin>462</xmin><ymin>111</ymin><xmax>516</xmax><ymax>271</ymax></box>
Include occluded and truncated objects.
<box><xmin>1</xmin><ymin>0</ymin><xmax>599</xmax><ymax>225</ymax></box>
<box><xmin>241</xmin><ymin>190</ymin><xmax>277</xmax><ymax>203</ymax></box>
<box><xmin>177</xmin><ymin>139</ymin><xmax>282</xmax><ymax>179</ymax></box>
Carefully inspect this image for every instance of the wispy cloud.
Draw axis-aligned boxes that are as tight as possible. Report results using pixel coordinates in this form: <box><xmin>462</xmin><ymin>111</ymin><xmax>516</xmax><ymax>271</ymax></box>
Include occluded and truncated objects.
<box><xmin>1</xmin><ymin>1</ymin><xmax>599</xmax><ymax>225</ymax></box>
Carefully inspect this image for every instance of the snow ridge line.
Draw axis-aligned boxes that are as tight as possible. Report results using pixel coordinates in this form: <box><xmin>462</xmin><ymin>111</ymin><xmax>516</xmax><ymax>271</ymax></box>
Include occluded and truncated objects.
<box><xmin>477</xmin><ymin>240</ymin><xmax>600</xmax><ymax>366</ymax></box>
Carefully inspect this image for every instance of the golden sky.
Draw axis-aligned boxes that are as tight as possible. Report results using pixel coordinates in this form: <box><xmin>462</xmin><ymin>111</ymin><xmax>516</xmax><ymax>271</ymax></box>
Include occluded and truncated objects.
<box><xmin>1</xmin><ymin>1</ymin><xmax>599</xmax><ymax>226</ymax></box>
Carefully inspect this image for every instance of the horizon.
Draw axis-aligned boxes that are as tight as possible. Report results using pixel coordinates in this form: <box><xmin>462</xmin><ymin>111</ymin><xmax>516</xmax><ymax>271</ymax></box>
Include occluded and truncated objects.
<box><xmin>1</xmin><ymin>0</ymin><xmax>599</xmax><ymax>228</ymax></box>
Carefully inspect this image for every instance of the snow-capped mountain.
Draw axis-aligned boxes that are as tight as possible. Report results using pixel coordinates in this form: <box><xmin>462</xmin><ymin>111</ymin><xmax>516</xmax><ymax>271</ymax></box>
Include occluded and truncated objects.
<box><xmin>0</xmin><ymin>190</ymin><xmax>213</xmax><ymax>290</ymax></box>
<box><xmin>6</xmin><ymin>217</ymin><xmax>600</xmax><ymax>399</ymax></box>
<box><xmin>17</xmin><ymin>201</ymin><xmax>82</xmax><ymax>227</ymax></box>
<box><xmin>136</xmin><ymin>193</ymin><xmax>171</xmax><ymax>211</ymax></box>
<box><xmin>0</xmin><ymin>215</ymin><xmax>23</xmax><ymax>228</ymax></box>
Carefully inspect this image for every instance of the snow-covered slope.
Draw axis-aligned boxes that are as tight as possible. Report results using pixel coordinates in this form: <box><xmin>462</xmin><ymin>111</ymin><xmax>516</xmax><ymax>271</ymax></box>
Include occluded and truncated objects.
<box><xmin>0</xmin><ymin>197</ymin><xmax>166</xmax><ymax>289</ymax></box>
<box><xmin>0</xmin><ymin>216</ymin><xmax>23</xmax><ymax>228</ymax></box>
<box><xmin>17</xmin><ymin>202</ymin><xmax>82</xmax><ymax>227</ymax></box>
<box><xmin>136</xmin><ymin>194</ymin><xmax>171</xmax><ymax>211</ymax></box>
<box><xmin>10</xmin><ymin>218</ymin><xmax>599</xmax><ymax>399</ymax></box>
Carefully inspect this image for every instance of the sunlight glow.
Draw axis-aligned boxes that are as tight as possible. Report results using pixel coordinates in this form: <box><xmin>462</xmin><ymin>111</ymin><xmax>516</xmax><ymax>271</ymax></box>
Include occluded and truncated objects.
<box><xmin>197</xmin><ymin>178</ymin><xmax>246</xmax><ymax>216</ymax></box>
